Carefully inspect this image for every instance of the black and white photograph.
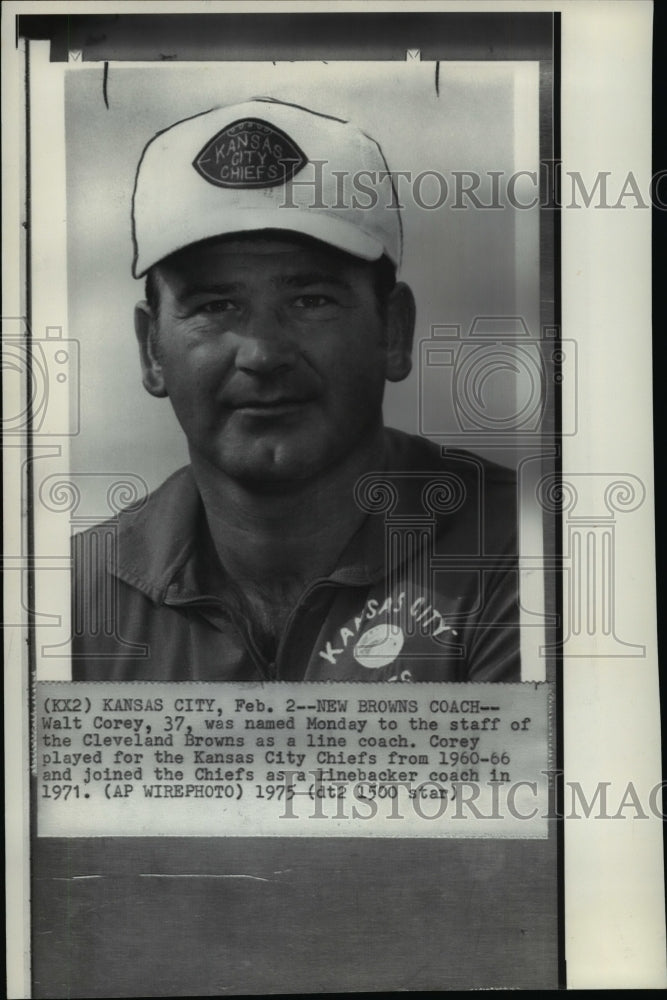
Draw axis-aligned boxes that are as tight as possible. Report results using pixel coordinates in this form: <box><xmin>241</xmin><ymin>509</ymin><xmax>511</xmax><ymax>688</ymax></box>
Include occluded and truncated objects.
<box><xmin>3</xmin><ymin>2</ymin><xmax>664</xmax><ymax>996</ymax></box>
<box><xmin>42</xmin><ymin>30</ymin><xmax>557</xmax><ymax>686</ymax></box>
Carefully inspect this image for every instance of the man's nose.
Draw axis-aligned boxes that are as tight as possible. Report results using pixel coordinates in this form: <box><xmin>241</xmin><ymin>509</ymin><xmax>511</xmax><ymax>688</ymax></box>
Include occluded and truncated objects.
<box><xmin>233</xmin><ymin>307</ymin><xmax>298</xmax><ymax>375</ymax></box>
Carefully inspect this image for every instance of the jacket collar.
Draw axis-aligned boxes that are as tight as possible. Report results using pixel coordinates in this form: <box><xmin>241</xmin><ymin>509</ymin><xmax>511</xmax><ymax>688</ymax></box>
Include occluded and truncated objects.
<box><xmin>110</xmin><ymin>429</ymin><xmax>458</xmax><ymax>605</ymax></box>
<box><xmin>111</xmin><ymin>466</ymin><xmax>203</xmax><ymax>604</ymax></box>
<box><xmin>110</xmin><ymin>464</ymin><xmax>389</xmax><ymax>605</ymax></box>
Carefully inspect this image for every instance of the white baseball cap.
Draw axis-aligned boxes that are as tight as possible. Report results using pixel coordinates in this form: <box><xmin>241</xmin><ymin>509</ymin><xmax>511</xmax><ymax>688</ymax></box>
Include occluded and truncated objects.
<box><xmin>131</xmin><ymin>97</ymin><xmax>402</xmax><ymax>278</ymax></box>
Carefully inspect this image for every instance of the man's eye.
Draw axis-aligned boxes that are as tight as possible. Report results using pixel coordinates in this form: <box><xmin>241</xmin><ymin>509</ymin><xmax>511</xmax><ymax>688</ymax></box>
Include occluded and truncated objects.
<box><xmin>293</xmin><ymin>294</ymin><xmax>335</xmax><ymax>309</ymax></box>
<box><xmin>198</xmin><ymin>300</ymin><xmax>236</xmax><ymax>314</ymax></box>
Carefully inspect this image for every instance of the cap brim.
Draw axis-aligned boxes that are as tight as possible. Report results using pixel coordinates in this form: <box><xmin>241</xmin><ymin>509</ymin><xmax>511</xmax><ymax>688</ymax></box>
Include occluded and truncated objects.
<box><xmin>133</xmin><ymin>208</ymin><xmax>387</xmax><ymax>278</ymax></box>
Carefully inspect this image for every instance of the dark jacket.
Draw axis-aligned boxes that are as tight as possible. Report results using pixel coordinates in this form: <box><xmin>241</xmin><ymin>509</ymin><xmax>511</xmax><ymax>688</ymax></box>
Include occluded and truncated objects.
<box><xmin>72</xmin><ymin>429</ymin><xmax>520</xmax><ymax>682</ymax></box>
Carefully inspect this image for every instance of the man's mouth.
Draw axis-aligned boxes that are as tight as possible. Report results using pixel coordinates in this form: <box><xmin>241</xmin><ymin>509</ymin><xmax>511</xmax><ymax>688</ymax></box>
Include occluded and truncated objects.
<box><xmin>229</xmin><ymin>397</ymin><xmax>313</xmax><ymax>416</ymax></box>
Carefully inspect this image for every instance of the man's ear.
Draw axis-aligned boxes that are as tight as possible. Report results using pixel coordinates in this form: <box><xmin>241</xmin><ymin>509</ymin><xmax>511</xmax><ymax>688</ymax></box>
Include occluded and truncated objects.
<box><xmin>384</xmin><ymin>282</ymin><xmax>416</xmax><ymax>383</ymax></box>
<box><xmin>134</xmin><ymin>302</ymin><xmax>168</xmax><ymax>398</ymax></box>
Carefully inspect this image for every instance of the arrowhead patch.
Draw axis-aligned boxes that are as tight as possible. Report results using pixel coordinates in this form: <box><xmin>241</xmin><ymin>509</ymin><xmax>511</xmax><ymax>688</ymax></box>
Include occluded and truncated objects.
<box><xmin>192</xmin><ymin>118</ymin><xmax>308</xmax><ymax>189</ymax></box>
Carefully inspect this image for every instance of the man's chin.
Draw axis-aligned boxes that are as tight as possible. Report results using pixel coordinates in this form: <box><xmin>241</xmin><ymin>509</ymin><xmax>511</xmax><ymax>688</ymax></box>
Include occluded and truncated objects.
<box><xmin>194</xmin><ymin>423</ymin><xmax>382</xmax><ymax>489</ymax></box>
<box><xmin>208</xmin><ymin>444</ymin><xmax>329</xmax><ymax>490</ymax></box>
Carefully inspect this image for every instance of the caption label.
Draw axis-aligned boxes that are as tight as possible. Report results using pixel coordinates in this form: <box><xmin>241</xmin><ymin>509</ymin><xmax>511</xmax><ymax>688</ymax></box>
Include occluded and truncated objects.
<box><xmin>36</xmin><ymin>682</ymin><xmax>551</xmax><ymax>838</ymax></box>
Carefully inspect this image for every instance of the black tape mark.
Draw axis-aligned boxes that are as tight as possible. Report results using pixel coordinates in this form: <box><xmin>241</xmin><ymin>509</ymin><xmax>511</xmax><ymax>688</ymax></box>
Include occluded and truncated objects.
<box><xmin>102</xmin><ymin>61</ymin><xmax>109</xmax><ymax>109</ymax></box>
<box><xmin>435</xmin><ymin>60</ymin><xmax>440</xmax><ymax>97</ymax></box>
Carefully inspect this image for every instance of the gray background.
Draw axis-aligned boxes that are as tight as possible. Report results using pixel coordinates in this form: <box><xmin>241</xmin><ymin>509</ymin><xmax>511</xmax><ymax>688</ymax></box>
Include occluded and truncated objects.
<box><xmin>65</xmin><ymin>60</ymin><xmax>541</xmax><ymax>490</ymax></box>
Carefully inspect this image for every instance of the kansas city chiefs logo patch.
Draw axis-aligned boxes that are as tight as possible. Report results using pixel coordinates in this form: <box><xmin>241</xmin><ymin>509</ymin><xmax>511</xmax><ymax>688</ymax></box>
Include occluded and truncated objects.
<box><xmin>192</xmin><ymin>118</ymin><xmax>308</xmax><ymax>189</ymax></box>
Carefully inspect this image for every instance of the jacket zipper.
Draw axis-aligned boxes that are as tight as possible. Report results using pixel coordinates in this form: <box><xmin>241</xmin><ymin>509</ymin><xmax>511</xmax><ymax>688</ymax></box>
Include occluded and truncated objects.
<box><xmin>273</xmin><ymin>577</ymin><xmax>350</xmax><ymax>680</ymax></box>
<box><xmin>162</xmin><ymin>592</ymin><xmax>273</xmax><ymax>682</ymax></box>
<box><xmin>165</xmin><ymin>576</ymin><xmax>356</xmax><ymax>682</ymax></box>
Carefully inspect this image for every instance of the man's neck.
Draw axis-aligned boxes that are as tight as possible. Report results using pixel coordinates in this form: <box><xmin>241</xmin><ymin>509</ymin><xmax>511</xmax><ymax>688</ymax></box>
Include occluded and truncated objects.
<box><xmin>190</xmin><ymin>427</ymin><xmax>387</xmax><ymax>586</ymax></box>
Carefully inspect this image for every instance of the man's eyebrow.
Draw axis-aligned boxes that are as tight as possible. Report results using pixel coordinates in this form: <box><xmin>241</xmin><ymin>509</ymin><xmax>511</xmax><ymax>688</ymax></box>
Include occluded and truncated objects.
<box><xmin>176</xmin><ymin>282</ymin><xmax>244</xmax><ymax>298</ymax></box>
<box><xmin>278</xmin><ymin>272</ymin><xmax>353</xmax><ymax>290</ymax></box>
<box><xmin>175</xmin><ymin>274</ymin><xmax>353</xmax><ymax>296</ymax></box>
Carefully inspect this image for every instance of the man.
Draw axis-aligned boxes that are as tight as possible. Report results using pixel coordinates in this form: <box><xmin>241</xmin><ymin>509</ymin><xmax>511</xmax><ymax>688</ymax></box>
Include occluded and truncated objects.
<box><xmin>72</xmin><ymin>97</ymin><xmax>519</xmax><ymax>682</ymax></box>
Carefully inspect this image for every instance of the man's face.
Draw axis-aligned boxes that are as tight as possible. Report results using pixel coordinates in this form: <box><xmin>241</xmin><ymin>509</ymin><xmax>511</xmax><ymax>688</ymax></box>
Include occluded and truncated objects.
<box><xmin>135</xmin><ymin>235</ymin><xmax>413</xmax><ymax>487</ymax></box>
